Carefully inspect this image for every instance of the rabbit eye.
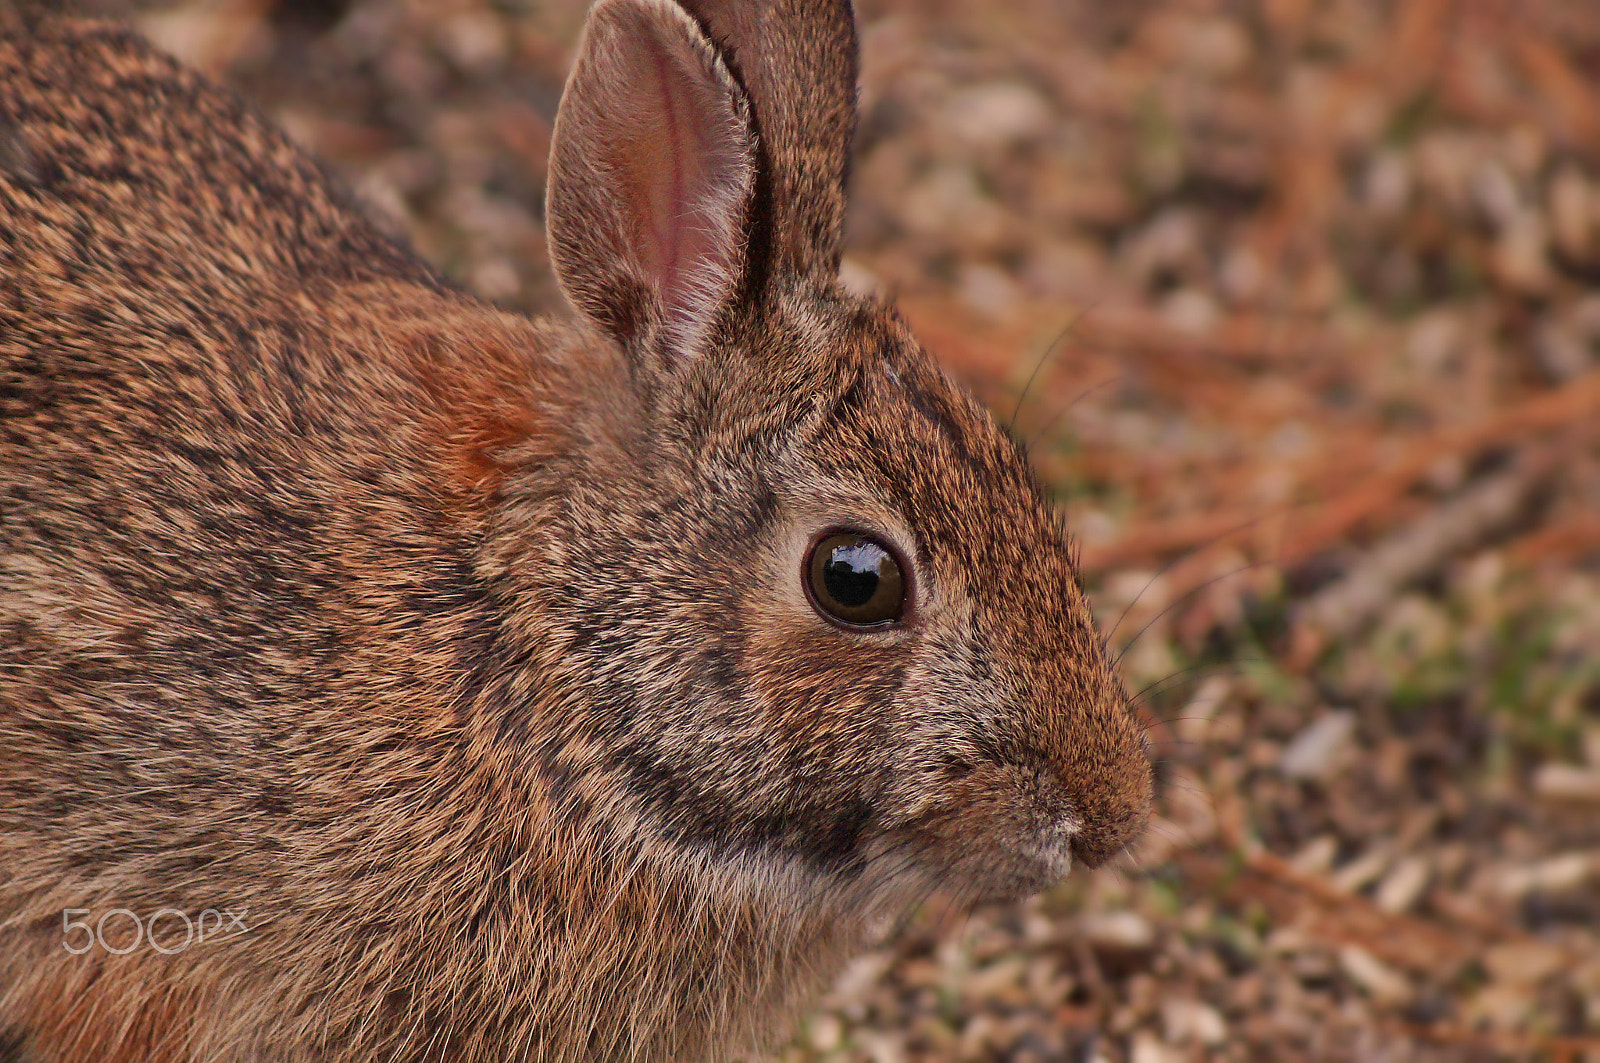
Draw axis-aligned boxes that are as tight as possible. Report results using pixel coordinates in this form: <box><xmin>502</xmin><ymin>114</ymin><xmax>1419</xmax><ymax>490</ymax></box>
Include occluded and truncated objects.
<box><xmin>805</xmin><ymin>531</ymin><xmax>906</xmax><ymax>629</ymax></box>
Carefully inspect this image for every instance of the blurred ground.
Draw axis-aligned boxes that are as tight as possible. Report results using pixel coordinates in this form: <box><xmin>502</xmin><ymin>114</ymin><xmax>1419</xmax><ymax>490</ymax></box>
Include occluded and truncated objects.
<box><xmin>78</xmin><ymin>0</ymin><xmax>1600</xmax><ymax>1059</ymax></box>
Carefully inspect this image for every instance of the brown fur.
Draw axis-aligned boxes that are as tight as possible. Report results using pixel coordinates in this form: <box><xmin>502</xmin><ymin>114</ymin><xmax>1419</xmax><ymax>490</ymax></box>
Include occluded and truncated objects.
<box><xmin>0</xmin><ymin>2</ymin><xmax>1151</xmax><ymax>1060</ymax></box>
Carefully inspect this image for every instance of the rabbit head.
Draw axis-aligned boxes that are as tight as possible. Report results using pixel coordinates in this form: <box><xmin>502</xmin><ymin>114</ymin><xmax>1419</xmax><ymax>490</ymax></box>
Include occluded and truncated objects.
<box><xmin>516</xmin><ymin>0</ymin><xmax>1152</xmax><ymax>910</ymax></box>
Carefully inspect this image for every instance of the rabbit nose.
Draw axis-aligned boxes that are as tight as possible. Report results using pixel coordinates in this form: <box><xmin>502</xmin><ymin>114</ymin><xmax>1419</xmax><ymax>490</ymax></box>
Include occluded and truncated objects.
<box><xmin>1065</xmin><ymin>771</ymin><xmax>1152</xmax><ymax>869</ymax></box>
<box><xmin>1068</xmin><ymin>830</ymin><xmax>1120</xmax><ymax>870</ymax></box>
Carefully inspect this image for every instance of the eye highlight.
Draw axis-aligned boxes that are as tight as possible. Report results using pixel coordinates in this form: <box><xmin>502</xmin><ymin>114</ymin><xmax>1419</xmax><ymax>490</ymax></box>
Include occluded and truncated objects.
<box><xmin>805</xmin><ymin>531</ymin><xmax>906</xmax><ymax>629</ymax></box>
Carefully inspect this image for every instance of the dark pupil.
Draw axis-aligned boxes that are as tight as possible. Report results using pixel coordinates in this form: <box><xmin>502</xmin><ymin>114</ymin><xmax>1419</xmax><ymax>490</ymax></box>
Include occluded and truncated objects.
<box><xmin>823</xmin><ymin>543</ymin><xmax>883</xmax><ymax>608</ymax></box>
<box><xmin>806</xmin><ymin>531</ymin><xmax>905</xmax><ymax>629</ymax></box>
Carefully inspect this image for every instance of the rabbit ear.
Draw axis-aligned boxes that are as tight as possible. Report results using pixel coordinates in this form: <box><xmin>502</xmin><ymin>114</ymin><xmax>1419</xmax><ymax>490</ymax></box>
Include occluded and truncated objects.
<box><xmin>676</xmin><ymin>0</ymin><xmax>859</xmax><ymax>282</ymax></box>
<box><xmin>546</xmin><ymin>0</ymin><xmax>756</xmax><ymax>364</ymax></box>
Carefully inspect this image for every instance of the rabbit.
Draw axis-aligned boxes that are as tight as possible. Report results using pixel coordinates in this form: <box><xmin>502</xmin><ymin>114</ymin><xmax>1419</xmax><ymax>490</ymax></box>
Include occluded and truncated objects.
<box><xmin>0</xmin><ymin>0</ymin><xmax>1152</xmax><ymax>1060</ymax></box>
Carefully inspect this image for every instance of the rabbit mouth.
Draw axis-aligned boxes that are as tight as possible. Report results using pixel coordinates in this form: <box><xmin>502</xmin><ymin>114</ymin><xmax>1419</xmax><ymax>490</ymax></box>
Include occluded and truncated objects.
<box><xmin>875</xmin><ymin>808</ymin><xmax>1085</xmax><ymax>905</ymax></box>
<box><xmin>978</xmin><ymin>814</ymin><xmax>1082</xmax><ymax>898</ymax></box>
<box><xmin>1026</xmin><ymin>815</ymin><xmax>1082</xmax><ymax>879</ymax></box>
<box><xmin>949</xmin><ymin>834</ymin><xmax>1077</xmax><ymax>903</ymax></box>
<box><xmin>861</xmin><ymin>762</ymin><xmax>1105</xmax><ymax>902</ymax></box>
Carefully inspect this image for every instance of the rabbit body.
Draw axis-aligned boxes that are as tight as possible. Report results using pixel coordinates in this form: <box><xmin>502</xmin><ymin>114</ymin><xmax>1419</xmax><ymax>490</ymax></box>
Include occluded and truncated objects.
<box><xmin>0</xmin><ymin>2</ymin><xmax>1151</xmax><ymax>1061</ymax></box>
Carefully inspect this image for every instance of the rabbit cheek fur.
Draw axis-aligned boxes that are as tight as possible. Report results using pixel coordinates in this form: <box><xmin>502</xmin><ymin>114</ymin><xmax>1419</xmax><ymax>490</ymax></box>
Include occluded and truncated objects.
<box><xmin>0</xmin><ymin>1</ymin><xmax>1151</xmax><ymax>1062</ymax></box>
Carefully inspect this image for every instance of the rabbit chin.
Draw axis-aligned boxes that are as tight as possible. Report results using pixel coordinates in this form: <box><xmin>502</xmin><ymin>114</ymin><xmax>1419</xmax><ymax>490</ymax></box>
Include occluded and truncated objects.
<box><xmin>855</xmin><ymin>761</ymin><xmax>1098</xmax><ymax>906</ymax></box>
<box><xmin>942</xmin><ymin>820</ymin><xmax>1081</xmax><ymax>904</ymax></box>
<box><xmin>859</xmin><ymin>808</ymin><xmax>1085</xmax><ymax>908</ymax></box>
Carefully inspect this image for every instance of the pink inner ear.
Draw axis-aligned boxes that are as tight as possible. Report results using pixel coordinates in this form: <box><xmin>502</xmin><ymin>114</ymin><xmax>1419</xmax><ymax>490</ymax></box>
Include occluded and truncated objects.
<box><xmin>603</xmin><ymin>19</ymin><xmax>751</xmax><ymax>353</ymax></box>
<box><xmin>547</xmin><ymin>0</ymin><xmax>754</xmax><ymax>357</ymax></box>
<box><xmin>632</xmin><ymin>41</ymin><xmax>696</xmax><ymax>299</ymax></box>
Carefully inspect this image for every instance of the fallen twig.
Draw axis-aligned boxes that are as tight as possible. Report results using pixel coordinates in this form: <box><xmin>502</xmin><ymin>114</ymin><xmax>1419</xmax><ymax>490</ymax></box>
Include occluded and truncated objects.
<box><xmin>1278</xmin><ymin>370</ymin><xmax>1600</xmax><ymax>565</ymax></box>
<box><xmin>1292</xmin><ymin>448</ymin><xmax>1559</xmax><ymax>661</ymax></box>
